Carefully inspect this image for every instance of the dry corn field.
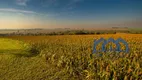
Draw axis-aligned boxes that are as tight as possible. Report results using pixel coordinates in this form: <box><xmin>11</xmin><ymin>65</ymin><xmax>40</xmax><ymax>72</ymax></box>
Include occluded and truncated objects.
<box><xmin>0</xmin><ymin>34</ymin><xmax>142</xmax><ymax>80</ymax></box>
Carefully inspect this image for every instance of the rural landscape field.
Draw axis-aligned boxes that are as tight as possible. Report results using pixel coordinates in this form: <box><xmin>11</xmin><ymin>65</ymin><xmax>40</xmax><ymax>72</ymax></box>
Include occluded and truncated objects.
<box><xmin>0</xmin><ymin>33</ymin><xmax>142</xmax><ymax>80</ymax></box>
<box><xmin>0</xmin><ymin>0</ymin><xmax>142</xmax><ymax>80</ymax></box>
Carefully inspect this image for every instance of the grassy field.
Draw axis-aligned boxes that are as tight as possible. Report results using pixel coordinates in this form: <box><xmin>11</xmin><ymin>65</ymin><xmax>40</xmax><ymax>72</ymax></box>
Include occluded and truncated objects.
<box><xmin>0</xmin><ymin>34</ymin><xmax>142</xmax><ymax>80</ymax></box>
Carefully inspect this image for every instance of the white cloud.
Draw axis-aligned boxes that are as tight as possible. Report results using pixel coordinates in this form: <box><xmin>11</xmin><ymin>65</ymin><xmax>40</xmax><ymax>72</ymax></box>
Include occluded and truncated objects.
<box><xmin>0</xmin><ymin>8</ymin><xmax>36</xmax><ymax>14</ymax></box>
<box><xmin>16</xmin><ymin>0</ymin><xmax>29</xmax><ymax>6</ymax></box>
<box><xmin>62</xmin><ymin>0</ymin><xmax>83</xmax><ymax>10</ymax></box>
<box><xmin>0</xmin><ymin>8</ymin><xmax>60</xmax><ymax>18</ymax></box>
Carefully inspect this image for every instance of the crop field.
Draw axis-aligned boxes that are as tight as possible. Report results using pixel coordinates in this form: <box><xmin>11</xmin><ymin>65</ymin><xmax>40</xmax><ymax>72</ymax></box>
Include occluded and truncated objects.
<box><xmin>0</xmin><ymin>34</ymin><xmax>142</xmax><ymax>80</ymax></box>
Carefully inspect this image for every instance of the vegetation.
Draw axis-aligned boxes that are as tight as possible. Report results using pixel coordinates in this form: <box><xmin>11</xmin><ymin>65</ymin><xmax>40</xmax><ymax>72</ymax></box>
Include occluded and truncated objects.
<box><xmin>0</xmin><ymin>34</ymin><xmax>142</xmax><ymax>80</ymax></box>
<box><xmin>0</xmin><ymin>29</ymin><xmax>142</xmax><ymax>36</ymax></box>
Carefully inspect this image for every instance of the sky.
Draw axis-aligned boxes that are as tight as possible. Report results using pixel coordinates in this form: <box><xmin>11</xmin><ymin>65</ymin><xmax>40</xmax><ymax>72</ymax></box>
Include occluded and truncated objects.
<box><xmin>0</xmin><ymin>0</ymin><xmax>142</xmax><ymax>29</ymax></box>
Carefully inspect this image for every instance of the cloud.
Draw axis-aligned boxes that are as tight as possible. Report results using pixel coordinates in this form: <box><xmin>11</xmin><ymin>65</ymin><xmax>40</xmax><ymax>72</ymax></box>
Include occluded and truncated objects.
<box><xmin>0</xmin><ymin>8</ymin><xmax>60</xmax><ymax>18</ymax></box>
<box><xmin>63</xmin><ymin>0</ymin><xmax>83</xmax><ymax>10</ymax></box>
<box><xmin>68</xmin><ymin>0</ymin><xmax>83</xmax><ymax>6</ymax></box>
<box><xmin>16</xmin><ymin>0</ymin><xmax>29</xmax><ymax>6</ymax></box>
<box><xmin>0</xmin><ymin>8</ymin><xmax>36</xmax><ymax>14</ymax></box>
<box><xmin>41</xmin><ymin>0</ymin><xmax>59</xmax><ymax>8</ymax></box>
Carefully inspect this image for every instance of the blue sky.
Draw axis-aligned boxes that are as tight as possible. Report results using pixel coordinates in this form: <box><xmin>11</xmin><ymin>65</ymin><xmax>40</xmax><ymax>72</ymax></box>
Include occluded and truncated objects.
<box><xmin>0</xmin><ymin>0</ymin><xmax>142</xmax><ymax>29</ymax></box>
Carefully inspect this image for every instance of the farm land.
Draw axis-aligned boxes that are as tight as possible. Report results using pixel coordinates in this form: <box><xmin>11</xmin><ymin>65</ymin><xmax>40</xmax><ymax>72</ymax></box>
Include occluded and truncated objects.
<box><xmin>0</xmin><ymin>29</ymin><xmax>142</xmax><ymax>80</ymax></box>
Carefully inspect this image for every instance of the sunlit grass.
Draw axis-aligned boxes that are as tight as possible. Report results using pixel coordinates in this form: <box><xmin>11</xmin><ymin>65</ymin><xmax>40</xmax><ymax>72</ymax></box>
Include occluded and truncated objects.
<box><xmin>0</xmin><ymin>38</ymin><xmax>24</xmax><ymax>50</ymax></box>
